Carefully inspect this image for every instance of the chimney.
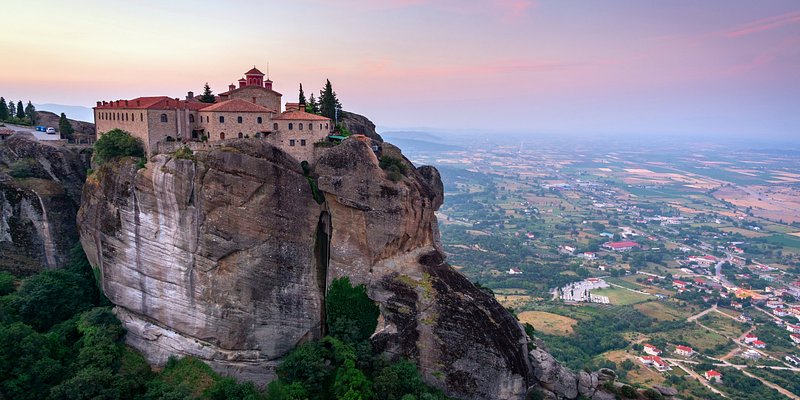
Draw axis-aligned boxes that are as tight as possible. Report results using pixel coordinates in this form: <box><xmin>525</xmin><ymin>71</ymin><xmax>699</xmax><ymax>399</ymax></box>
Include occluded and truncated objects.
<box><xmin>187</xmin><ymin>91</ymin><xmax>194</xmax><ymax>100</ymax></box>
<box><xmin>238</xmin><ymin>78</ymin><xmax>246</xmax><ymax>88</ymax></box>
<box><xmin>102</xmin><ymin>101</ymin><xmax>107</xmax><ymax>105</ymax></box>
<box><xmin>229</xmin><ymin>84</ymin><xmax>236</xmax><ymax>91</ymax></box>
<box><xmin>96</xmin><ymin>101</ymin><xmax>101</xmax><ymax>106</ymax></box>
<box><xmin>264</xmin><ymin>79</ymin><xmax>273</xmax><ymax>90</ymax></box>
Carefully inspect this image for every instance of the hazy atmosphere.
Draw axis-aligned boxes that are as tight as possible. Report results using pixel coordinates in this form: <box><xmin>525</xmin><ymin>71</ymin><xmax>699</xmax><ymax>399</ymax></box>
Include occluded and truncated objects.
<box><xmin>1</xmin><ymin>0</ymin><xmax>798</xmax><ymax>136</ymax></box>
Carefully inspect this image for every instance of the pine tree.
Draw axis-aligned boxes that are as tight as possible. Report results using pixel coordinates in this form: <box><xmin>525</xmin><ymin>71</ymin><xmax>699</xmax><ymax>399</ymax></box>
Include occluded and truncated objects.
<box><xmin>16</xmin><ymin>101</ymin><xmax>25</xmax><ymax>119</ymax></box>
<box><xmin>298</xmin><ymin>83</ymin><xmax>307</xmax><ymax>105</ymax></box>
<box><xmin>318</xmin><ymin>79</ymin><xmax>342</xmax><ymax>121</ymax></box>
<box><xmin>9</xmin><ymin>101</ymin><xmax>16</xmax><ymax>118</ymax></box>
<box><xmin>59</xmin><ymin>113</ymin><xmax>74</xmax><ymax>140</ymax></box>
<box><xmin>24</xmin><ymin>101</ymin><xmax>36</xmax><ymax>124</ymax></box>
<box><xmin>306</xmin><ymin>93</ymin><xmax>320</xmax><ymax>114</ymax></box>
<box><xmin>199</xmin><ymin>82</ymin><xmax>215</xmax><ymax>103</ymax></box>
<box><xmin>0</xmin><ymin>97</ymin><xmax>8</xmax><ymax>121</ymax></box>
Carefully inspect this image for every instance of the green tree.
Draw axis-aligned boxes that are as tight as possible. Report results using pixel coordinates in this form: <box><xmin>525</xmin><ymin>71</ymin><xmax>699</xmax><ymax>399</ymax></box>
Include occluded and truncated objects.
<box><xmin>59</xmin><ymin>113</ymin><xmax>75</xmax><ymax>140</ymax></box>
<box><xmin>0</xmin><ymin>322</ymin><xmax>66</xmax><ymax>400</ymax></box>
<box><xmin>0</xmin><ymin>97</ymin><xmax>9</xmax><ymax>120</ymax></box>
<box><xmin>373</xmin><ymin>360</ymin><xmax>426</xmax><ymax>400</ymax></box>
<box><xmin>298</xmin><ymin>83</ymin><xmax>307</xmax><ymax>105</ymax></box>
<box><xmin>306</xmin><ymin>93</ymin><xmax>319</xmax><ymax>114</ymax></box>
<box><xmin>319</xmin><ymin>79</ymin><xmax>342</xmax><ymax>121</ymax></box>
<box><xmin>325</xmin><ymin>277</ymin><xmax>379</xmax><ymax>343</ymax></box>
<box><xmin>12</xmin><ymin>270</ymin><xmax>96</xmax><ymax>331</ymax></box>
<box><xmin>0</xmin><ymin>272</ymin><xmax>14</xmax><ymax>296</ymax></box>
<box><xmin>199</xmin><ymin>82</ymin><xmax>216</xmax><ymax>103</ymax></box>
<box><xmin>16</xmin><ymin>100</ymin><xmax>25</xmax><ymax>119</ymax></box>
<box><xmin>24</xmin><ymin>101</ymin><xmax>36</xmax><ymax>123</ymax></box>
<box><xmin>92</xmin><ymin>129</ymin><xmax>145</xmax><ymax>166</ymax></box>
<box><xmin>9</xmin><ymin>101</ymin><xmax>16</xmax><ymax>118</ymax></box>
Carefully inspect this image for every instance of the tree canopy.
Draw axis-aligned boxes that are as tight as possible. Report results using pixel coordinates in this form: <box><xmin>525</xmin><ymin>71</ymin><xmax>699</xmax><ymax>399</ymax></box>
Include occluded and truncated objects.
<box><xmin>199</xmin><ymin>83</ymin><xmax>216</xmax><ymax>103</ymax></box>
<box><xmin>0</xmin><ymin>97</ymin><xmax>9</xmax><ymax>120</ymax></box>
<box><xmin>93</xmin><ymin>129</ymin><xmax>145</xmax><ymax>166</ymax></box>
<box><xmin>319</xmin><ymin>79</ymin><xmax>342</xmax><ymax>121</ymax></box>
<box><xmin>59</xmin><ymin>113</ymin><xmax>74</xmax><ymax>140</ymax></box>
<box><xmin>299</xmin><ymin>83</ymin><xmax>307</xmax><ymax>105</ymax></box>
<box><xmin>15</xmin><ymin>100</ymin><xmax>25</xmax><ymax>119</ymax></box>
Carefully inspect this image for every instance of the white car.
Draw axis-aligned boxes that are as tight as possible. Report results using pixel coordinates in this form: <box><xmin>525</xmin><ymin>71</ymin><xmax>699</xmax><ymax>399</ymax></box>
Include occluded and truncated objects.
<box><xmin>46</xmin><ymin>127</ymin><xmax>56</xmax><ymax>134</ymax></box>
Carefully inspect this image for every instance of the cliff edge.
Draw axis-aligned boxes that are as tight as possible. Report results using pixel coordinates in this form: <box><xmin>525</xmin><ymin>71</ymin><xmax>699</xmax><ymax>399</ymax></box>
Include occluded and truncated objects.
<box><xmin>77</xmin><ymin>138</ymin><xmax>611</xmax><ymax>399</ymax></box>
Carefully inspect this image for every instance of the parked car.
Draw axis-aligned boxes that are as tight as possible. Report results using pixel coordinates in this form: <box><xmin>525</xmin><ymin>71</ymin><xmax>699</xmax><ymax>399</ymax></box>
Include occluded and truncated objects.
<box><xmin>35</xmin><ymin>126</ymin><xmax>46</xmax><ymax>132</ymax></box>
<box><xmin>46</xmin><ymin>127</ymin><xmax>56</xmax><ymax>134</ymax></box>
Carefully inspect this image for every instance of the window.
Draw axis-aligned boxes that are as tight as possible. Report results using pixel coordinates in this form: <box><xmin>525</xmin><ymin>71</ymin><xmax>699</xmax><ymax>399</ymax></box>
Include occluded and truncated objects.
<box><xmin>237</xmin><ymin>116</ymin><xmax>243</xmax><ymax>123</ymax></box>
<box><xmin>220</xmin><ymin>132</ymin><xmax>225</xmax><ymax>140</ymax></box>
<box><xmin>273</xmin><ymin>123</ymin><xmax>278</xmax><ymax>131</ymax></box>
<box><xmin>189</xmin><ymin>114</ymin><xmax>195</xmax><ymax>123</ymax></box>
<box><xmin>257</xmin><ymin>117</ymin><xmax>262</xmax><ymax>124</ymax></box>
<box><xmin>219</xmin><ymin>116</ymin><xmax>225</xmax><ymax>123</ymax></box>
<box><xmin>300</xmin><ymin>139</ymin><xmax>306</xmax><ymax>146</ymax></box>
<box><xmin>160</xmin><ymin>114</ymin><xmax>168</xmax><ymax>123</ymax></box>
<box><xmin>309</xmin><ymin>123</ymin><xmax>313</xmax><ymax>130</ymax></box>
<box><xmin>320</xmin><ymin>123</ymin><xmax>323</xmax><ymax>130</ymax></box>
<box><xmin>238</xmin><ymin>132</ymin><xmax>243</xmax><ymax>138</ymax></box>
<box><xmin>299</xmin><ymin>123</ymin><xmax>303</xmax><ymax>130</ymax></box>
<box><xmin>288</xmin><ymin>123</ymin><xmax>293</xmax><ymax>130</ymax></box>
<box><xmin>140</xmin><ymin>113</ymin><xmax>144</xmax><ymax>121</ymax></box>
<box><xmin>289</xmin><ymin>139</ymin><xmax>296</xmax><ymax>146</ymax></box>
<box><xmin>325</xmin><ymin>123</ymin><xmax>329</xmax><ymax>129</ymax></box>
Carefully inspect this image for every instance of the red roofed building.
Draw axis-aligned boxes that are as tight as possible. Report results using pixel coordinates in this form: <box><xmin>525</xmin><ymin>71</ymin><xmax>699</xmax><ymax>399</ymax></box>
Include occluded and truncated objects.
<box><xmin>743</xmin><ymin>333</ymin><xmax>758</xmax><ymax>344</ymax></box>
<box><xmin>643</xmin><ymin>344</ymin><xmax>662</xmax><ymax>356</ymax></box>
<box><xmin>94</xmin><ymin>66</ymin><xmax>333</xmax><ymax>159</ymax></box>
<box><xmin>752</xmin><ymin>340</ymin><xmax>766</xmax><ymax>349</ymax></box>
<box><xmin>639</xmin><ymin>355</ymin><xmax>671</xmax><ymax>371</ymax></box>
<box><xmin>675</xmin><ymin>345</ymin><xmax>695</xmax><ymax>357</ymax></box>
<box><xmin>673</xmin><ymin>280</ymin><xmax>690</xmax><ymax>289</ymax></box>
<box><xmin>602</xmin><ymin>241</ymin><xmax>640</xmax><ymax>251</ymax></box>
<box><xmin>791</xmin><ymin>333</ymin><xmax>800</xmax><ymax>344</ymax></box>
<box><xmin>704</xmin><ymin>370</ymin><xmax>722</xmax><ymax>382</ymax></box>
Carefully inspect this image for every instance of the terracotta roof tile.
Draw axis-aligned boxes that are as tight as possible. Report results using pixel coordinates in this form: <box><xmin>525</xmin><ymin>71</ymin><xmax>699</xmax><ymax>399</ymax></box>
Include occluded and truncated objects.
<box><xmin>245</xmin><ymin>67</ymin><xmax>264</xmax><ymax>76</ymax></box>
<box><xmin>272</xmin><ymin>110</ymin><xmax>331</xmax><ymax>121</ymax></box>
<box><xmin>199</xmin><ymin>99</ymin><xmax>276</xmax><ymax>113</ymax></box>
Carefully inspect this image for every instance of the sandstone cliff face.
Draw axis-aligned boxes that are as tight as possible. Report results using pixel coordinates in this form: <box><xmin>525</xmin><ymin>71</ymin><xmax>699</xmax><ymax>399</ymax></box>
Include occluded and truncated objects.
<box><xmin>339</xmin><ymin>110</ymin><xmax>383</xmax><ymax>142</ymax></box>
<box><xmin>78</xmin><ymin>138</ymin><xmax>607</xmax><ymax>400</ymax></box>
<box><xmin>0</xmin><ymin>133</ymin><xmax>90</xmax><ymax>274</ymax></box>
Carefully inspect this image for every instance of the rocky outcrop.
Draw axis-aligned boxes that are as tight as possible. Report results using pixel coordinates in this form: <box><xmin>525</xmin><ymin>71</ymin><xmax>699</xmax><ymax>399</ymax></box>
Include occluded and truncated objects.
<box><xmin>339</xmin><ymin>110</ymin><xmax>382</xmax><ymax>142</ymax></box>
<box><xmin>0</xmin><ymin>133</ymin><xmax>91</xmax><ymax>274</ymax></box>
<box><xmin>78</xmin><ymin>137</ymin><xmax>611</xmax><ymax>399</ymax></box>
<box><xmin>35</xmin><ymin>110</ymin><xmax>96</xmax><ymax>136</ymax></box>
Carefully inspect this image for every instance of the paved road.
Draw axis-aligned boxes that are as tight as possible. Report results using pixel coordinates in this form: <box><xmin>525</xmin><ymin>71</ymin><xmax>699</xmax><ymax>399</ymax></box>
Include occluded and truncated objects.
<box><xmin>668</xmin><ymin>360</ymin><xmax>727</xmax><ymax>398</ymax></box>
<box><xmin>2</xmin><ymin>123</ymin><xmax>61</xmax><ymax>141</ymax></box>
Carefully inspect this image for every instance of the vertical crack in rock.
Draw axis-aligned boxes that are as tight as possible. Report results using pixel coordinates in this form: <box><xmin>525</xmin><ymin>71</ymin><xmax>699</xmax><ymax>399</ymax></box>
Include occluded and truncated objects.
<box><xmin>314</xmin><ymin>210</ymin><xmax>332</xmax><ymax>336</ymax></box>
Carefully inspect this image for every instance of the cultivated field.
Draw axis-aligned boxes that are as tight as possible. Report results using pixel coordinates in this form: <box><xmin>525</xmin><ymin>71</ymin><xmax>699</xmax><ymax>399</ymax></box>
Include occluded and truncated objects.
<box><xmin>518</xmin><ymin>311</ymin><xmax>578</xmax><ymax>336</ymax></box>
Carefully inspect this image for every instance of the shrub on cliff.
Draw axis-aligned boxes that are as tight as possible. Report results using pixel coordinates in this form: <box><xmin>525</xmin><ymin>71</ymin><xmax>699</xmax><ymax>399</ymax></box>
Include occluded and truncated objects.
<box><xmin>380</xmin><ymin>156</ymin><xmax>407</xmax><ymax>182</ymax></box>
<box><xmin>93</xmin><ymin>129</ymin><xmax>144</xmax><ymax>166</ymax></box>
<box><xmin>326</xmin><ymin>277</ymin><xmax>380</xmax><ymax>344</ymax></box>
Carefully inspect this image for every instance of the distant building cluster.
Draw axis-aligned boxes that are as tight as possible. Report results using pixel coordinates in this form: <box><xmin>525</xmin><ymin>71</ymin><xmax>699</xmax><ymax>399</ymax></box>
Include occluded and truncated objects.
<box><xmin>93</xmin><ymin>66</ymin><xmax>332</xmax><ymax>160</ymax></box>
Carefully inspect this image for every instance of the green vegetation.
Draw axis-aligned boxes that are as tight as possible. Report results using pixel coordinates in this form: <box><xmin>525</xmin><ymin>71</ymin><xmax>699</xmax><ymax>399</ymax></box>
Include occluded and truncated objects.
<box><xmin>59</xmin><ymin>112</ymin><xmax>74</xmax><ymax>140</ymax></box>
<box><xmin>380</xmin><ymin>156</ymin><xmax>407</xmax><ymax>182</ymax></box>
<box><xmin>0</xmin><ymin>97</ymin><xmax>36</xmax><ymax>125</ymax></box>
<box><xmin>174</xmin><ymin>146</ymin><xmax>195</xmax><ymax>160</ymax></box>
<box><xmin>93</xmin><ymin>129</ymin><xmax>145</xmax><ymax>166</ymax></box>
<box><xmin>318</xmin><ymin>79</ymin><xmax>342</xmax><ymax>121</ymax></box>
<box><xmin>199</xmin><ymin>82</ymin><xmax>216</xmax><ymax>103</ymax></box>
<box><xmin>301</xmin><ymin>160</ymin><xmax>326</xmax><ymax>204</ymax></box>
<box><xmin>298</xmin><ymin>83</ymin><xmax>307</xmax><ymax>105</ymax></box>
<box><xmin>8</xmin><ymin>158</ymin><xmax>41</xmax><ymax>179</ymax></box>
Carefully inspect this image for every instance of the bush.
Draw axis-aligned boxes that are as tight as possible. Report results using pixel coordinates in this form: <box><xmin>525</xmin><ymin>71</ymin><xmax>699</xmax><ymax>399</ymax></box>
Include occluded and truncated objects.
<box><xmin>173</xmin><ymin>146</ymin><xmax>194</xmax><ymax>160</ymax></box>
<box><xmin>380</xmin><ymin>156</ymin><xmax>408</xmax><ymax>182</ymax></box>
<box><xmin>0</xmin><ymin>272</ymin><xmax>14</xmax><ymax>296</ymax></box>
<box><xmin>8</xmin><ymin>158</ymin><xmax>40</xmax><ymax>179</ymax></box>
<box><xmin>12</xmin><ymin>270</ymin><xmax>96</xmax><ymax>331</ymax></box>
<box><xmin>326</xmin><ymin>277</ymin><xmax>380</xmax><ymax>344</ymax></box>
<box><xmin>93</xmin><ymin>129</ymin><xmax>144</xmax><ymax>166</ymax></box>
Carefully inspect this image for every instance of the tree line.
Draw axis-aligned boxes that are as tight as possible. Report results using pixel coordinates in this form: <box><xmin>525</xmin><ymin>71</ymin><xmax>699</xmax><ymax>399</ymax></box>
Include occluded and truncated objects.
<box><xmin>0</xmin><ymin>97</ymin><xmax>37</xmax><ymax>125</ymax></box>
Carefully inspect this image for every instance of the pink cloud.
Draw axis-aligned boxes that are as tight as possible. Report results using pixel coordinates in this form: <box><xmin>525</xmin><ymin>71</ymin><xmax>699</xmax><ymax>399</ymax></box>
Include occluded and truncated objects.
<box><xmin>724</xmin><ymin>10</ymin><xmax>800</xmax><ymax>38</ymax></box>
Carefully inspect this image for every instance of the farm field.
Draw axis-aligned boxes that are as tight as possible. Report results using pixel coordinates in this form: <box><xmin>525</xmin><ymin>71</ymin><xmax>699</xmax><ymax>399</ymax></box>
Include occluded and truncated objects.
<box><xmin>517</xmin><ymin>311</ymin><xmax>577</xmax><ymax>336</ymax></box>
<box><xmin>591</xmin><ymin>287</ymin><xmax>651</xmax><ymax>305</ymax></box>
<box><xmin>634</xmin><ymin>301</ymin><xmax>691</xmax><ymax>321</ymax></box>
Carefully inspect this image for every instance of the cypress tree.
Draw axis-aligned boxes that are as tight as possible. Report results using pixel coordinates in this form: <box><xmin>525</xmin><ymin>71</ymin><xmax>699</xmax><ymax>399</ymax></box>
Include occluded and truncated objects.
<box><xmin>199</xmin><ymin>82</ymin><xmax>216</xmax><ymax>103</ymax></box>
<box><xmin>0</xmin><ymin>97</ymin><xmax>8</xmax><ymax>121</ymax></box>
<box><xmin>306</xmin><ymin>93</ymin><xmax>319</xmax><ymax>114</ymax></box>
<box><xmin>59</xmin><ymin>113</ymin><xmax>74</xmax><ymax>140</ymax></box>
<box><xmin>9</xmin><ymin>101</ymin><xmax>16</xmax><ymax>118</ymax></box>
<box><xmin>298</xmin><ymin>83</ymin><xmax>307</xmax><ymax>105</ymax></box>
<box><xmin>24</xmin><ymin>101</ymin><xmax>36</xmax><ymax>123</ymax></box>
<box><xmin>16</xmin><ymin>101</ymin><xmax>25</xmax><ymax>119</ymax></box>
<box><xmin>318</xmin><ymin>79</ymin><xmax>342</xmax><ymax>121</ymax></box>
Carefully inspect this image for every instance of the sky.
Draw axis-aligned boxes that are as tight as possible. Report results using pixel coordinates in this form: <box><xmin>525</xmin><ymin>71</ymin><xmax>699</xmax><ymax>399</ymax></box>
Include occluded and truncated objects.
<box><xmin>1</xmin><ymin>0</ymin><xmax>798</xmax><ymax>137</ymax></box>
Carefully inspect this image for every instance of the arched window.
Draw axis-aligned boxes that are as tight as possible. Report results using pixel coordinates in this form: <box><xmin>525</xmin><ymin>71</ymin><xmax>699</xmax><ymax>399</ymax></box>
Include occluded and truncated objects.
<box><xmin>238</xmin><ymin>132</ymin><xmax>243</xmax><ymax>138</ymax></box>
<box><xmin>140</xmin><ymin>113</ymin><xmax>144</xmax><ymax>121</ymax></box>
<box><xmin>309</xmin><ymin>123</ymin><xmax>313</xmax><ymax>130</ymax></box>
<box><xmin>219</xmin><ymin>116</ymin><xmax>225</xmax><ymax>123</ymax></box>
<box><xmin>319</xmin><ymin>123</ymin><xmax>323</xmax><ymax>130</ymax></box>
<box><xmin>189</xmin><ymin>114</ymin><xmax>195</xmax><ymax>123</ymax></box>
<box><xmin>237</xmin><ymin>116</ymin><xmax>243</xmax><ymax>123</ymax></box>
<box><xmin>220</xmin><ymin>132</ymin><xmax>225</xmax><ymax>140</ymax></box>
<box><xmin>288</xmin><ymin>123</ymin><xmax>293</xmax><ymax>130</ymax></box>
<box><xmin>273</xmin><ymin>123</ymin><xmax>278</xmax><ymax>131</ymax></box>
<box><xmin>125</xmin><ymin>113</ymin><xmax>128</xmax><ymax>121</ymax></box>
<box><xmin>160</xmin><ymin>114</ymin><xmax>168</xmax><ymax>123</ymax></box>
<box><xmin>257</xmin><ymin>117</ymin><xmax>262</xmax><ymax>124</ymax></box>
<box><xmin>299</xmin><ymin>123</ymin><xmax>304</xmax><ymax>130</ymax></box>
<box><xmin>325</xmin><ymin>123</ymin><xmax>329</xmax><ymax>130</ymax></box>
